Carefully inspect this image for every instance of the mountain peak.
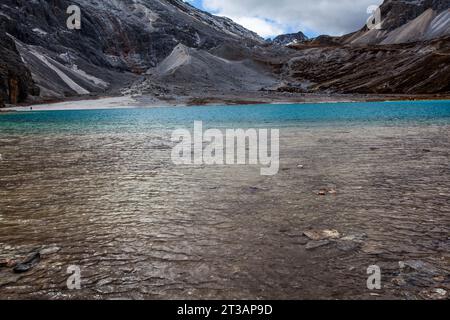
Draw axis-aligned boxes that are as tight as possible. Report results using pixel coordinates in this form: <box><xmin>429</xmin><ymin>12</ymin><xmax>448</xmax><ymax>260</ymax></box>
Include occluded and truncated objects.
<box><xmin>271</xmin><ymin>31</ymin><xmax>309</xmax><ymax>46</ymax></box>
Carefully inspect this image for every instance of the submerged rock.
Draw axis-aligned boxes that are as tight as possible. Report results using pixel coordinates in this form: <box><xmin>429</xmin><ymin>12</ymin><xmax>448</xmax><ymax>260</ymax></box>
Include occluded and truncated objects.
<box><xmin>304</xmin><ymin>229</ymin><xmax>340</xmax><ymax>241</ymax></box>
<box><xmin>337</xmin><ymin>240</ymin><xmax>361</xmax><ymax>252</ymax></box>
<box><xmin>433</xmin><ymin>275</ymin><xmax>446</xmax><ymax>283</ymax></box>
<box><xmin>399</xmin><ymin>260</ymin><xmax>441</xmax><ymax>276</ymax></box>
<box><xmin>13</xmin><ymin>252</ymin><xmax>41</xmax><ymax>273</ymax></box>
<box><xmin>336</xmin><ymin>233</ymin><xmax>368</xmax><ymax>252</ymax></box>
<box><xmin>361</xmin><ymin>242</ymin><xmax>385</xmax><ymax>255</ymax></box>
<box><xmin>340</xmin><ymin>233</ymin><xmax>368</xmax><ymax>242</ymax></box>
<box><xmin>306</xmin><ymin>240</ymin><xmax>331</xmax><ymax>250</ymax></box>
<box><xmin>0</xmin><ymin>259</ymin><xmax>17</xmax><ymax>268</ymax></box>
<box><xmin>39</xmin><ymin>246</ymin><xmax>61</xmax><ymax>256</ymax></box>
<box><xmin>316</xmin><ymin>188</ymin><xmax>337</xmax><ymax>196</ymax></box>
<box><xmin>419</xmin><ymin>288</ymin><xmax>448</xmax><ymax>300</ymax></box>
<box><xmin>391</xmin><ymin>276</ymin><xmax>407</xmax><ymax>287</ymax></box>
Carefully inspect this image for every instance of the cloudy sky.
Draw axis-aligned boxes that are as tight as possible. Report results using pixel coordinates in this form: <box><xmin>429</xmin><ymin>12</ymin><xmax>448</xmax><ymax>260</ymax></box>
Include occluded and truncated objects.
<box><xmin>186</xmin><ymin>0</ymin><xmax>383</xmax><ymax>38</ymax></box>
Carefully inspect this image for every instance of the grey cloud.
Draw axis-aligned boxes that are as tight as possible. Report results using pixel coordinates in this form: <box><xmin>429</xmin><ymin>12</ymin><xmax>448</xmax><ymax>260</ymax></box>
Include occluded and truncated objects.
<box><xmin>202</xmin><ymin>0</ymin><xmax>384</xmax><ymax>36</ymax></box>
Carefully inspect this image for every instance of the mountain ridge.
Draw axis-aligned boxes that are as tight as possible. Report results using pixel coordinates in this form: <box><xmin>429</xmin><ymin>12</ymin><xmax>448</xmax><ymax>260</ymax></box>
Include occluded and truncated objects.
<box><xmin>0</xmin><ymin>0</ymin><xmax>263</xmax><ymax>106</ymax></box>
<box><xmin>1</xmin><ymin>0</ymin><xmax>449</xmax><ymax>108</ymax></box>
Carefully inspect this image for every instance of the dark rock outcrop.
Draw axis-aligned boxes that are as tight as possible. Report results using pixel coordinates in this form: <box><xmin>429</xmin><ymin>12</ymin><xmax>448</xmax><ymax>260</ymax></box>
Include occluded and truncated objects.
<box><xmin>0</xmin><ymin>31</ymin><xmax>39</xmax><ymax>107</ymax></box>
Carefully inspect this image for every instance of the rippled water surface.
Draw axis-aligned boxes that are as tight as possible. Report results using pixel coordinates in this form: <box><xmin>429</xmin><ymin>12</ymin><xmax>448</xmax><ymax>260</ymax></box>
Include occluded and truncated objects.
<box><xmin>0</xmin><ymin>101</ymin><xmax>449</xmax><ymax>299</ymax></box>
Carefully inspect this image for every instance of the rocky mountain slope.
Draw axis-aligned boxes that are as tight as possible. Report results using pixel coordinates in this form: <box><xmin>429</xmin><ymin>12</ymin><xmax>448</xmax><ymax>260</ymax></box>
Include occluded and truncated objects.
<box><xmin>342</xmin><ymin>0</ymin><xmax>450</xmax><ymax>44</ymax></box>
<box><xmin>279</xmin><ymin>0</ymin><xmax>450</xmax><ymax>95</ymax></box>
<box><xmin>134</xmin><ymin>44</ymin><xmax>276</xmax><ymax>95</ymax></box>
<box><xmin>284</xmin><ymin>36</ymin><xmax>450</xmax><ymax>94</ymax></box>
<box><xmin>0</xmin><ymin>0</ymin><xmax>263</xmax><ymax>106</ymax></box>
<box><xmin>0</xmin><ymin>0</ymin><xmax>449</xmax><ymax>107</ymax></box>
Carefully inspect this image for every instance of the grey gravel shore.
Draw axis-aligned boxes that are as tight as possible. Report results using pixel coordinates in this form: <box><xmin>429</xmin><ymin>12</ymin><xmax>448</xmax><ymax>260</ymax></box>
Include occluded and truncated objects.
<box><xmin>3</xmin><ymin>92</ymin><xmax>450</xmax><ymax>112</ymax></box>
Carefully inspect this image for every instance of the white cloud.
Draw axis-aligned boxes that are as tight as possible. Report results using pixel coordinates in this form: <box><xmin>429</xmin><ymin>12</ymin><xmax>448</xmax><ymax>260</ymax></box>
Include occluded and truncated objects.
<box><xmin>231</xmin><ymin>17</ymin><xmax>285</xmax><ymax>38</ymax></box>
<box><xmin>201</xmin><ymin>0</ymin><xmax>384</xmax><ymax>38</ymax></box>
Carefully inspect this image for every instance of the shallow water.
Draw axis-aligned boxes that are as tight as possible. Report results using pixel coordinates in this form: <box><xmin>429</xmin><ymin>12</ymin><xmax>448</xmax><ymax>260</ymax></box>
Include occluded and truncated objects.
<box><xmin>0</xmin><ymin>101</ymin><xmax>449</xmax><ymax>299</ymax></box>
<box><xmin>1</xmin><ymin>100</ymin><xmax>450</xmax><ymax>134</ymax></box>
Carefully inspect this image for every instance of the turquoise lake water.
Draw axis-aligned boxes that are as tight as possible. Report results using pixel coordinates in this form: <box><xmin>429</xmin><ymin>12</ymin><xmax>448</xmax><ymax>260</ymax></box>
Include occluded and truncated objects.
<box><xmin>1</xmin><ymin>100</ymin><xmax>450</xmax><ymax>133</ymax></box>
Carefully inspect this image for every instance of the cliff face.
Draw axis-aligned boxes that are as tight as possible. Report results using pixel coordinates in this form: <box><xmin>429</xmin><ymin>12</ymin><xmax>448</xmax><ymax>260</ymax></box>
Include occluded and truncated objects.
<box><xmin>0</xmin><ymin>32</ymin><xmax>39</xmax><ymax>107</ymax></box>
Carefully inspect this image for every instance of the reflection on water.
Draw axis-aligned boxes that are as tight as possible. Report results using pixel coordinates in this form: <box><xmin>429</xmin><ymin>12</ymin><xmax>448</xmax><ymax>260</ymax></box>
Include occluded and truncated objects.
<box><xmin>0</xmin><ymin>101</ymin><xmax>449</xmax><ymax>299</ymax></box>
